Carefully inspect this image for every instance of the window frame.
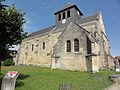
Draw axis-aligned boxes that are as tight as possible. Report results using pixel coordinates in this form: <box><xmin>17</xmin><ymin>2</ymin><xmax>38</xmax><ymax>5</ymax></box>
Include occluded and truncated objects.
<box><xmin>32</xmin><ymin>44</ymin><xmax>34</xmax><ymax>51</ymax></box>
<box><xmin>43</xmin><ymin>42</ymin><xmax>45</xmax><ymax>49</ymax></box>
<box><xmin>66</xmin><ymin>40</ymin><xmax>71</xmax><ymax>52</ymax></box>
<box><xmin>62</xmin><ymin>12</ymin><xmax>66</xmax><ymax>19</ymax></box>
<box><xmin>67</xmin><ymin>10</ymin><xmax>70</xmax><ymax>18</ymax></box>
<box><xmin>74</xmin><ymin>38</ymin><xmax>79</xmax><ymax>52</ymax></box>
<box><xmin>58</xmin><ymin>13</ymin><xmax>61</xmax><ymax>21</ymax></box>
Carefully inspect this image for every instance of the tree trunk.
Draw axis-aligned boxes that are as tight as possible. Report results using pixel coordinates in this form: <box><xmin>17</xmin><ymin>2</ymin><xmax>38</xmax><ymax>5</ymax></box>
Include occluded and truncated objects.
<box><xmin>0</xmin><ymin>61</ymin><xmax>1</xmax><ymax>74</ymax></box>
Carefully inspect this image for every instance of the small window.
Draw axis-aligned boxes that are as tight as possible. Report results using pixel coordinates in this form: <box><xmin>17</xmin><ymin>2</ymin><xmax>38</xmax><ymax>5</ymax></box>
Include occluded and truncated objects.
<box><xmin>62</xmin><ymin>12</ymin><xmax>65</xmax><ymax>19</ymax></box>
<box><xmin>66</xmin><ymin>40</ymin><xmax>71</xmax><ymax>52</ymax></box>
<box><xmin>74</xmin><ymin>38</ymin><xmax>79</xmax><ymax>52</ymax></box>
<box><xmin>43</xmin><ymin>42</ymin><xmax>45</xmax><ymax>49</ymax></box>
<box><xmin>58</xmin><ymin>14</ymin><xmax>61</xmax><ymax>21</ymax></box>
<box><xmin>67</xmin><ymin>10</ymin><xmax>70</xmax><ymax>18</ymax></box>
<box><xmin>32</xmin><ymin>44</ymin><xmax>34</xmax><ymax>51</ymax></box>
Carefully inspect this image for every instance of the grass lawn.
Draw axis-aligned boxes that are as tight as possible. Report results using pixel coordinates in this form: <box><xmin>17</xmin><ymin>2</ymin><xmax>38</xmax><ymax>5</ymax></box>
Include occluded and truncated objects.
<box><xmin>1</xmin><ymin>66</ymin><xmax>120</xmax><ymax>90</ymax></box>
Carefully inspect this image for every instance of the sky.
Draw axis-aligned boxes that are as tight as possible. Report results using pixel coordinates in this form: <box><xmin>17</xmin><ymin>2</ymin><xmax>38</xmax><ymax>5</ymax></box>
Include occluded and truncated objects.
<box><xmin>4</xmin><ymin>0</ymin><xmax>120</xmax><ymax>56</ymax></box>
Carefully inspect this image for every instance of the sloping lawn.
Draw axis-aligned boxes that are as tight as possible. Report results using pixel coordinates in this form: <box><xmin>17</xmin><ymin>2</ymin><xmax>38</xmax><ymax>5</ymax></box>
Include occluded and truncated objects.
<box><xmin>1</xmin><ymin>66</ymin><xmax>120</xmax><ymax>90</ymax></box>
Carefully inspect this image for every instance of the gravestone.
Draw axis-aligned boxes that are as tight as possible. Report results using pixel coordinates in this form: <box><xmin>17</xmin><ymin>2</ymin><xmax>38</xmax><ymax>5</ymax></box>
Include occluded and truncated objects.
<box><xmin>59</xmin><ymin>83</ymin><xmax>72</xmax><ymax>90</ymax></box>
<box><xmin>1</xmin><ymin>71</ymin><xmax>19</xmax><ymax>90</ymax></box>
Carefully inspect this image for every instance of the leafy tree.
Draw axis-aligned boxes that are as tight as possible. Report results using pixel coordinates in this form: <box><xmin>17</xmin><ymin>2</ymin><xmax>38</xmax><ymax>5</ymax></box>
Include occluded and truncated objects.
<box><xmin>0</xmin><ymin>0</ymin><xmax>27</xmax><ymax>72</ymax></box>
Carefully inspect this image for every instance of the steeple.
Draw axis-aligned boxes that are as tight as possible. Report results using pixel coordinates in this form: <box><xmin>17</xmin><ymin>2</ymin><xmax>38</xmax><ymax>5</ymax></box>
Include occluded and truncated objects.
<box><xmin>54</xmin><ymin>4</ymin><xmax>83</xmax><ymax>28</ymax></box>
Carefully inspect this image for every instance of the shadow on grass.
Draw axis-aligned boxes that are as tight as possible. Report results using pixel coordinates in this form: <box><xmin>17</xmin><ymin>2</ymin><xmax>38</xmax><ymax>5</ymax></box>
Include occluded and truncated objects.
<box><xmin>15</xmin><ymin>74</ymin><xmax>30</xmax><ymax>88</ymax></box>
<box><xmin>17</xmin><ymin>74</ymin><xmax>30</xmax><ymax>80</ymax></box>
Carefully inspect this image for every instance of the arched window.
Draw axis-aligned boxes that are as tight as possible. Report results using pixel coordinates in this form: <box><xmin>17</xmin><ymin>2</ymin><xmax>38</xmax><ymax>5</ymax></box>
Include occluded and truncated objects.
<box><xmin>74</xmin><ymin>38</ymin><xmax>79</xmax><ymax>52</ymax></box>
<box><xmin>58</xmin><ymin>14</ymin><xmax>61</xmax><ymax>21</ymax></box>
<box><xmin>67</xmin><ymin>10</ymin><xmax>70</xmax><ymax>18</ymax></box>
<box><xmin>62</xmin><ymin>12</ymin><xmax>65</xmax><ymax>19</ymax></box>
<box><xmin>43</xmin><ymin>42</ymin><xmax>45</xmax><ymax>49</ymax></box>
<box><xmin>66</xmin><ymin>40</ymin><xmax>71</xmax><ymax>52</ymax></box>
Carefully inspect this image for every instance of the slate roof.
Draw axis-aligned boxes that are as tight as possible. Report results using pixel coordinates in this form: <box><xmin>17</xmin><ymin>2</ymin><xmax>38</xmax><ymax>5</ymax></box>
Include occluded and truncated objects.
<box><xmin>28</xmin><ymin>25</ymin><xmax>55</xmax><ymax>37</ymax></box>
<box><xmin>54</xmin><ymin>3</ymin><xmax>83</xmax><ymax>15</ymax></box>
<box><xmin>28</xmin><ymin>12</ymin><xmax>100</xmax><ymax>37</ymax></box>
<box><xmin>76</xmin><ymin>12</ymin><xmax>100</xmax><ymax>24</ymax></box>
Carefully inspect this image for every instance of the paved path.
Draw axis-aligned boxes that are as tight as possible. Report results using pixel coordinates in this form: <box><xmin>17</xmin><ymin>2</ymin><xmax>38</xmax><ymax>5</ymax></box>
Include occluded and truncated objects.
<box><xmin>105</xmin><ymin>83</ymin><xmax>120</xmax><ymax>90</ymax></box>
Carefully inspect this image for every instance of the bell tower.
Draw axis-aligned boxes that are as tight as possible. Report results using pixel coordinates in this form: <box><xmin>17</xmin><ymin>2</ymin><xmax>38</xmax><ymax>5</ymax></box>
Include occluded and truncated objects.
<box><xmin>54</xmin><ymin>4</ymin><xmax>83</xmax><ymax>28</ymax></box>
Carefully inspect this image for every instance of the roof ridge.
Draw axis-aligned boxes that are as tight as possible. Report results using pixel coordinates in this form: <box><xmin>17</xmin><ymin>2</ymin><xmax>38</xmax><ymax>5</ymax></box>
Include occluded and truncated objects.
<box><xmin>28</xmin><ymin>25</ymin><xmax>55</xmax><ymax>37</ymax></box>
<box><xmin>76</xmin><ymin>11</ymin><xmax>100</xmax><ymax>24</ymax></box>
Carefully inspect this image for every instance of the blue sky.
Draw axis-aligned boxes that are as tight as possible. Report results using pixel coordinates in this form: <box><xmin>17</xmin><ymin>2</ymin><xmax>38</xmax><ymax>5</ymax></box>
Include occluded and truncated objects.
<box><xmin>4</xmin><ymin>0</ymin><xmax>120</xmax><ymax>56</ymax></box>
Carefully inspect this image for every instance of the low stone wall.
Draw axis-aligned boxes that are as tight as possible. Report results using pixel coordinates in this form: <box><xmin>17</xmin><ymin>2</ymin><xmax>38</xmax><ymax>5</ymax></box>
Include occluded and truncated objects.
<box><xmin>109</xmin><ymin>74</ymin><xmax>120</xmax><ymax>84</ymax></box>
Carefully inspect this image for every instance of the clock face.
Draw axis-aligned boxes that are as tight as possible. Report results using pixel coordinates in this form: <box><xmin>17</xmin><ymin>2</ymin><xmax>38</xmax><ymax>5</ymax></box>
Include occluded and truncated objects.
<box><xmin>62</xmin><ymin>19</ymin><xmax>66</xmax><ymax>24</ymax></box>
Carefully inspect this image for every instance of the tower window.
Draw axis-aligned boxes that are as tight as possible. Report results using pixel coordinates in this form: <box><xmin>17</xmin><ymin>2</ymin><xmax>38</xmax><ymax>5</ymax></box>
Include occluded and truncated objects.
<box><xmin>66</xmin><ymin>40</ymin><xmax>71</xmax><ymax>52</ymax></box>
<box><xmin>67</xmin><ymin>10</ymin><xmax>70</xmax><ymax>18</ymax></box>
<box><xmin>62</xmin><ymin>12</ymin><xmax>65</xmax><ymax>19</ymax></box>
<box><xmin>58</xmin><ymin>14</ymin><xmax>61</xmax><ymax>21</ymax></box>
<box><xmin>74</xmin><ymin>38</ymin><xmax>79</xmax><ymax>52</ymax></box>
<box><xmin>32</xmin><ymin>44</ymin><xmax>34</xmax><ymax>51</ymax></box>
<box><xmin>43</xmin><ymin>42</ymin><xmax>45</xmax><ymax>49</ymax></box>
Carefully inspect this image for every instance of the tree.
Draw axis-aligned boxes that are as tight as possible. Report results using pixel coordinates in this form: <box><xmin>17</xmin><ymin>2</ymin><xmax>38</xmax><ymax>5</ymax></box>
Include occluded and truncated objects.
<box><xmin>0</xmin><ymin>0</ymin><xmax>27</xmax><ymax>72</ymax></box>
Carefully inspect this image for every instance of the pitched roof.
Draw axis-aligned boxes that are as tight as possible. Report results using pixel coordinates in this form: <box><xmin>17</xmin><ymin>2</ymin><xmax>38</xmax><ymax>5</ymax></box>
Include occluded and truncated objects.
<box><xmin>54</xmin><ymin>3</ymin><xmax>83</xmax><ymax>15</ymax></box>
<box><xmin>60</xmin><ymin>3</ymin><xmax>75</xmax><ymax>10</ymax></box>
<box><xmin>76</xmin><ymin>12</ymin><xmax>100</xmax><ymax>24</ymax></box>
<box><xmin>28</xmin><ymin>12</ymin><xmax>100</xmax><ymax>38</ymax></box>
<box><xmin>28</xmin><ymin>25</ymin><xmax>55</xmax><ymax>37</ymax></box>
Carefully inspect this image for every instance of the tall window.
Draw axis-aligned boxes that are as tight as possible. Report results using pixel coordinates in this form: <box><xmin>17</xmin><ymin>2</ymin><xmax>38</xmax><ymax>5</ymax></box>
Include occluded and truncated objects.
<box><xmin>58</xmin><ymin>14</ymin><xmax>61</xmax><ymax>21</ymax></box>
<box><xmin>62</xmin><ymin>12</ymin><xmax>65</xmax><ymax>19</ymax></box>
<box><xmin>74</xmin><ymin>38</ymin><xmax>79</xmax><ymax>52</ymax></box>
<box><xmin>66</xmin><ymin>40</ymin><xmax>71</xmax><ymax>52</ymax></box>
<box><xmin>67</xmin><ymin>10</ymin><xmax>70</xmax><ymax>18</ymax></box>
<box><xmin>43</xmin><ymin>42</ymin><xmax>45</xmax><ymax>49</ymax></box>
<box><xmin>32</xmin><ymin>44</ymin><xmax>34</xmax><ymax>51</ymax></box>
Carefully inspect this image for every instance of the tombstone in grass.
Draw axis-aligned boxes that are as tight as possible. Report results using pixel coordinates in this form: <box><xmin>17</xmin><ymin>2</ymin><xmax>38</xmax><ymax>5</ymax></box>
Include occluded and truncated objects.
<box><xmin>1</xmin><ymin>71</ymin><xmax>19</xmax><ymax>90</ymax></box>
<box><xmin>59</xmin><ymin>83</ymin><xmax>72</xmax><ymax>90</ymax></box>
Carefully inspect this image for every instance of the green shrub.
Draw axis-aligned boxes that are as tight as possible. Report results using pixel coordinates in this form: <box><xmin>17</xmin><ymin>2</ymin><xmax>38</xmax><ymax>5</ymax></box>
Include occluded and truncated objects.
<box><xmin>2</xmin><ymin>59</ymin><xmax>15</xmax><ymax>66</ymax></box>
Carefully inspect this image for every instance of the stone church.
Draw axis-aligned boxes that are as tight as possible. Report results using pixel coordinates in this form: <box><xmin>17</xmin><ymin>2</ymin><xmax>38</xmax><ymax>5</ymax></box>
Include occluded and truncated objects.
<box><xmin>18</xmin><ymin>4</ymin><xmax>114</xmax><ymax>72</ymax></box>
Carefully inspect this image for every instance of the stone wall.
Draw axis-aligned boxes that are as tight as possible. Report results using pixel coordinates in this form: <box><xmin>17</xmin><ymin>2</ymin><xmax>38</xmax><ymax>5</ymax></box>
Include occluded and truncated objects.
<box><xmin>18</xmin><ymin>31</ymin><xmax>62</xmax><ymax>67</ymax></box>
<box><xmin>52</xmin><ymin>22</ymin><xmax>88</xmax><ymax>71</ymax></box>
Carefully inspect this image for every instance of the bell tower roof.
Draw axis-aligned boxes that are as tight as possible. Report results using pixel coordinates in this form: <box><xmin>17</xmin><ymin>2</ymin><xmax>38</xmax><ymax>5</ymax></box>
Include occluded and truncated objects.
<box><xmin>54</xmin><ymin>3</ymin><xmax>83</xmax><ymax>16</ymax></box>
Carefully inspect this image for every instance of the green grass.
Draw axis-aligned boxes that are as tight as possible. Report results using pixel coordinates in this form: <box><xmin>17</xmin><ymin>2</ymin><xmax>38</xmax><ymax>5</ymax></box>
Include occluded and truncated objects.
<box><xmin>1</xmin><ymin>66</ymin><xmax>120</xmax><ymax>90</ymax></box>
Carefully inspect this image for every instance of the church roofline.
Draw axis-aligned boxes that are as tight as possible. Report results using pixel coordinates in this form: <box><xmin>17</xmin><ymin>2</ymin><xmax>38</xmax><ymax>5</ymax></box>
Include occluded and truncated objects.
<box><xmin>76</xmin><ymin>12</ymin><xmax>100</xmax><ymax>25</ymax></box>
<box><xmin>27</xmin><ymin>12</ymin><xmax>101</xmax><ymax>38</ymax></box>
<box><xmin>28</xmin><ymin>25</ymin><xmax>55</xmax><ymax>37</ymax></box>
<box><xmin>54</xmin><ymin>4</ymin><xmax>83</xmax><ymax>16</ymax></box>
